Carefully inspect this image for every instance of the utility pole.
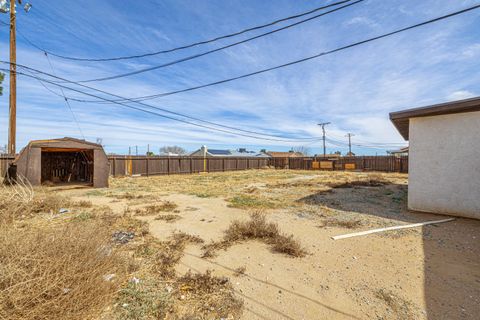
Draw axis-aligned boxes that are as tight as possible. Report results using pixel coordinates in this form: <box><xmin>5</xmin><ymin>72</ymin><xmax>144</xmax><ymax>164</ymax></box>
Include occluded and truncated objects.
<box><xmin>135</xmin><ymin>145</ymin><xmax>138</xmax><ymax>156</ymax></box>
<box><xmin>346</xmin><ymin>133</ymin><xmax>355</xmax><ymax>155</ymax></box>
<box><xmin>318</xmin><ymin>122</ymin><xmax>330</xmax><ymax>158</ymax></box>
<box><xmin>8</xmin><ymin>0</ymin><xmax>16</xmax><ymax>155</ymax></box>
<box><xmin>2</xmin><ymin>1</ymin><xmax>32</xmax><ymax>155</ymax></box>
<box><xmin>128</xmin><ymin>146</ymin><xmax>131</xmax><ymax>155</ymax></box>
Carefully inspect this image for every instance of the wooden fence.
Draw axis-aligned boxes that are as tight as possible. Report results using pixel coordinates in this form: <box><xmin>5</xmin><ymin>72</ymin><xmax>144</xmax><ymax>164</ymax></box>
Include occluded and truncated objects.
<box><xmin>108</xmin><ymin>156</ymin><xmax>271</xmax><ymax>176</ymax></box>
<box><xmin>284</xmin><ymin>156</ymin><xmax>408</xmax><ymax>173</ymax></box>
<box><xmin>1</xmin><ymin>155</ymin><xmax>408</xmax><ymax>179</ymax></box>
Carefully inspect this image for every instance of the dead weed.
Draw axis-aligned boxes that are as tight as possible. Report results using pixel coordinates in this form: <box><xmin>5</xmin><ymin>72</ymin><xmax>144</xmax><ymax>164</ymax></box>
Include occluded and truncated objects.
<box><xmin>202</xmin><ymin>211</ymin><xmax>307</xmax><ymax>258</ymax></box>
<box><xmin>0</xmin><ymin>222</ymin><xmax>128</xmax><ymax>320</ymax></box>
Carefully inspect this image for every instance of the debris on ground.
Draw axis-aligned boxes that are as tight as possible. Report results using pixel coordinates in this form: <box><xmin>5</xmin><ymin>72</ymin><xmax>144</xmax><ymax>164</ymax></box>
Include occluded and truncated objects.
<box><xmin>112</xmin><ymin>231</ymin><xmax>135</xmax><ymax>244</ymax></box>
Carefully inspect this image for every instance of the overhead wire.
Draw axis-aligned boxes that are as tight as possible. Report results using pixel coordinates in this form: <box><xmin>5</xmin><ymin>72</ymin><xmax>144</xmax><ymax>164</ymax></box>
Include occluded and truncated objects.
<box><xmin>54</xmin><ymin>0</ymin><xmax>363</xmax><ymax>83</ymax></box>
<box><xmin>44</xmin><ymin>52</ymin><xmax>86</xmax><ymax>139</ymax></box>
<box><xmin>5</xmin><ymin>66</ymin><xmax>322</xmax><ymax>143</ymax></box>
<box><xmin>33</xmin><ymin>0</ymin><xmax>355</xmax><ymax>62</ymax></box>
<box><xmin>33</xmin><ymin>3</ymin><xmax>480</xmax><ymax>104</ymax></box>
<box><xmin>11</xmin><ymin>61</ymin><xmax>321</xmax><ymax>141</ymax></box>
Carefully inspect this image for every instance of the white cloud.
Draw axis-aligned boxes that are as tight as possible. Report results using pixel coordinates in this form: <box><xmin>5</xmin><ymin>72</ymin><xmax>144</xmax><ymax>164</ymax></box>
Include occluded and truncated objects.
<box><xmin>446</xmin><ymin>90</ymin><xmax>476</xmax><ymax>101</ymax></box>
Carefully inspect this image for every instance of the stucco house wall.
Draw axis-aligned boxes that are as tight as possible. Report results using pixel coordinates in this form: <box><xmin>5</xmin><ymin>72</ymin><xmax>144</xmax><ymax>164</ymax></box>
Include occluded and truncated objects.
<box><xmin>408</xmin><ymin>111</ymin><xmax>480</xmax><ymax>219</ymax></box>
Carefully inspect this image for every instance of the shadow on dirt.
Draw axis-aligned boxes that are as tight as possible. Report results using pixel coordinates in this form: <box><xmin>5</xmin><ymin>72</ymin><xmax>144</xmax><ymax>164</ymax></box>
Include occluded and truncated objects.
<box><xmin>299</xmin><ymin>183</ymin><xmax>480</xmax><ymax>320</ymax></box>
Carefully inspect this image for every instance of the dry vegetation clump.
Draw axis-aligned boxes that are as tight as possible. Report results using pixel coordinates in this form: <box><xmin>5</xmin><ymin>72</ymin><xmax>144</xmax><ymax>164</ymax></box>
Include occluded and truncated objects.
<box><xmin>113</xmin><ymin>192</ymin><xmax>146</xmax><ymax>200</ymax></box>
<box><xmin>375</xmin><ymin>288</ymin><xmax>418</xmax><ymax>319</ymax></box>
<box><xmin>149</xmin><ymin>232</ymin><xmax>204</xmax><ymax>279</ymax></box>
<box><xmin>134</xmin><ymin>201</ymin><xmax>178</xmax><ymax>216</ymax></box>
<box><xmin>202</xmin><ymin>211</ymin><xmax>307</xmax><ymax>258</ymax></box>
<box><xmin>115</xmin><ymin>279</ymin><xmax>171</xmax><ymax>320</ymax></box>
<box><xmin>319</xmin><ymin>217</ymin><xmax>363</xmax><ymax>229</ymax></box>
<box><xmin>0</xmin><ymin>221</ymin><xmax>129</xmax><ymax>320</ymax></box>
<box><xmin>172</xmin><ymin>270</ymin><xmax>243</xmax><ymax>319</ymax></box>
<box><xmin>154</xmin><ymin>214</ymin><xmax>182</xmax><ymax>222</ymax></box>
<box><xmin>227</xmin><ymin>195</ymin><xmax>277</xmax><ymax>209</ymax></box>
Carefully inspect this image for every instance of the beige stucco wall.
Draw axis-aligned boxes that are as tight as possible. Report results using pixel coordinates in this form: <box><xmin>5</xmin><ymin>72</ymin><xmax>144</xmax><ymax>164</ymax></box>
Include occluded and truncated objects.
<box><xmin>408</xmin><ymin>111</ymin><xmax>480</xmax><ymax>219</ymax></box>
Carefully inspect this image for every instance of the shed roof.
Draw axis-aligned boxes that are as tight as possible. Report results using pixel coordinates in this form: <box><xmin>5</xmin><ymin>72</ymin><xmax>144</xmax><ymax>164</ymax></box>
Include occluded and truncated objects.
<box><xmin>23</xmin><ymin>137</ymin><xmax>103</xmax><ymax>149</ymax></box>
<box><xmin>390</xmin><ymin>96</ymin><xmax>480</xmax><ymax>140</ymax></box>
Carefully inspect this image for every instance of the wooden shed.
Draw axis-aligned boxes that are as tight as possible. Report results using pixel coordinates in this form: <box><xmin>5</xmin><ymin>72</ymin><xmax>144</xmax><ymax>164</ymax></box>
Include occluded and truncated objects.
<box><xmin>9</xmin><ymin>137</ymin><xmax>109</xmax><ymax>188</ymax></box>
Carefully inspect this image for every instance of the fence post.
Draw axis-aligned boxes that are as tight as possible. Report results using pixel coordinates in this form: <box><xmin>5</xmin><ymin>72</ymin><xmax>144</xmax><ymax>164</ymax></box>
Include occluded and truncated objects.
<box><xmin>222</xmin><ymin>158</ymin><xmax>225</xmax><ymax>172</ymax></box>
<box><xmin>167</xmin><ymin>158</ymin><xmax>170</xmax><ymax>175</ymax></box>
<box><xmin>146</xmin><ymin>157</ymin><xmax>149</xmax><ymax>177</ymax></box>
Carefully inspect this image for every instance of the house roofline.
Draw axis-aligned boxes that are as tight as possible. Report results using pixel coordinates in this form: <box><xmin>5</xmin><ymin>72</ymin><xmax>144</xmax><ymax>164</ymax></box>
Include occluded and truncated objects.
<box><xmin>389</xmin><ymin>96</ymin><xmax>480</xmax><ymax>140</ymax></box>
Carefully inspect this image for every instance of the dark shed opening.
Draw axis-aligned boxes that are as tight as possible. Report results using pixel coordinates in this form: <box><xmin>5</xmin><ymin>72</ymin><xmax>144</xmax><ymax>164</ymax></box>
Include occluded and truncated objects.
<box><xmin>41</xmin><ymin>149</ymin><xmax>94</xmax><ymax>185</ymax></box>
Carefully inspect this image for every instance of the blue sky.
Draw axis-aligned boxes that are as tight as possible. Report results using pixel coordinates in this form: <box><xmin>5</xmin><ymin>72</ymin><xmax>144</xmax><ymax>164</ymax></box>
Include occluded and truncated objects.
<box><xmin>0</xmin><ymin>0</ymin><xmax>479</xmax><ymax>155</ymax></box>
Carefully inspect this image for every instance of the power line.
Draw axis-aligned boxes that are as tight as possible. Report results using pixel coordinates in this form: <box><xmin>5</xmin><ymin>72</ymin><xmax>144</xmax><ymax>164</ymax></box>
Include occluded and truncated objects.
<box><xmin>3</xmin><ymin>66</ymin><xmax>321</xmax><ymax>143</ymax></box>
<box><xmin>47</xmin><ymin>3</ymin><xmax>480</xmax><ymax>104</ymax></box>
<box><xmin>57</xmin><ymin>0</ymin><xmax>363</xmax><ymax>83</ymax></box>
<box><xmin>32</xmin><ymin>0</ymin><xmax>355</xmax><ymax>62</ymax></box>
<box><xmin>11</xmin><ymin>61</ymin><xmax>321</xmax><ymax>141</ymax></box>
<box><xmin>44</xmin><ymin>52</ymin><xmax>85</xmax><ymax>139</ymax></box>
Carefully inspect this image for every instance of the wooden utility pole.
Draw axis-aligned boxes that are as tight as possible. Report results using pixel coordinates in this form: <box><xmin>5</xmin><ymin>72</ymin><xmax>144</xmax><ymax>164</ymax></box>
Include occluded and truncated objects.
<box><xmin>318</xmin><ymin>122</ymin><xmax>330</xmax><ymax>158</ymax></box>
<box><xmin>8</xmin><ymin>0</ymin><xmax>16</xmax><ymax>155</ymax></box>
<box><xmin>346</xmin><ymin>133</ymin><xmax>355</xmax><ymax>155</ymax></box>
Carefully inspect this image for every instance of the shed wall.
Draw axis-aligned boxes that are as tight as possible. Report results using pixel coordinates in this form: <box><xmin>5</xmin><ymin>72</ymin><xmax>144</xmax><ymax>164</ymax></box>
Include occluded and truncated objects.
<box><xmin>16</xmin><ymin>147</ymin><xmax>41</xmax><ymax>185</ymax></box>
<box><xmin>408</xmin><ymin>111</ymin><xmax>480</xmax><ymax>219</ymax></box>
<box><xmin>93</xmin><ymin>149</ymin><xmax>109</xmax><ymax>188</ymax></box>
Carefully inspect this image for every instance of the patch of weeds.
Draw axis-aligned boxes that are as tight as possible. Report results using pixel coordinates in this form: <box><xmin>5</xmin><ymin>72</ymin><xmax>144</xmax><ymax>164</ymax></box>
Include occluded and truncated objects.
<box><xmin>192</xmin><ymin>192</ymin><xmax>213</xmax><ymax>198</ymax></box>
<box><xmin>319</xmin><ymin>217</ymin><xmax>363</xmax><ymax>229</ymax></box>
<box><xmin>74</xmin><ymin>200</ymin><xmax>93</xmax><ymax>208</ymax></box>
<box><xmin>113</xmin><ymin>192</ymin><xmax>146</xmax><ymax>200</ymax></box>
<box><xmin>375</xmin><ymin>288</ymin><xmax>417</xmax><ymax>319</ymax></box>
<box><xmin>233</xmin><ymin>266</ymin><xmax>246</xmax><ymax>277</ymax></box>
<box><xmin>228</xmin><ymin>195</ymin><xmax>276</xmax><ymax>209</ymax></box>
<box><xmin>85</xmin><ymin>190</ymin><xmax>105</xmax><ymax>197</ymax></box>
<box><xmin>116</xmin><ymin>280</ymin><xmax>171</xmax><ymax>320</ymax></box>
<box><xmin>151</xmin><ymin>232</ymin><xmax>204</xmax><ymax>279</ymax></box>
<box><xmin>202</xmin><ymin>211</ymin><xmax>307</xmax><ymax>258</ymax></box>
<box><xmin>154</xmin><ymin>214</ymin><xmax>182</xmax><ymax>222</ymax></box>
<box><xmin>135</xmin><ymin>201</ymin><xmax>178</xmax><ymax>216</ymax></box>
<box><xmin>173</xmin><ymin>270</ymin><xmax>243</xmax><ymax>319</ymax></box>
<box><xmin>73</xmin><ymin>211</ymin><xmax>94</xmax><ymax>222</ymax></box>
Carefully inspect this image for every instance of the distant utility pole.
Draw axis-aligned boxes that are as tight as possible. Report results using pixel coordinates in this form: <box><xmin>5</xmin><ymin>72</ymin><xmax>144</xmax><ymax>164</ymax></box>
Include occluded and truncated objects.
<box><xmin>135</xmin><ymin>145</ymin><xmax>138</xmax><ymax>156</ymax></box>
<box><xmin>318</xmin><ymin>122</ymin><xmax>330</xmax><ymax>158</ymax></box>
<box><xmin>1</xmin><ymin>1</ymin><xmax>32</xmax><ymax>155</ymax></box>
<box><xmin>346</xmin><ymin>133</ymin><xmax>355</xmax><ymax>155</ymax></box>
<box><xmin>128</xmin><ymin>146</ymin><xmax>131</xmax><ymax>155</ymax></box>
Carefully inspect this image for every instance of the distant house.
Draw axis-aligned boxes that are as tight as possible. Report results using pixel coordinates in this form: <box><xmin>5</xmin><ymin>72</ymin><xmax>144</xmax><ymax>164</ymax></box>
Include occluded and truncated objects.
<box><xmin>190</xmin><ymin>146</ymin><xmax>270</xmax><ymax>158</ymax></box>
<box><xmin>387</xmin><ymin>146</ymin><xmax>409</xmax><ymax>157</ymax></box>
<box><xmin>390</xmin><ymin>96</ymin><xmax>480</xmax><ymax>220</ymax></box>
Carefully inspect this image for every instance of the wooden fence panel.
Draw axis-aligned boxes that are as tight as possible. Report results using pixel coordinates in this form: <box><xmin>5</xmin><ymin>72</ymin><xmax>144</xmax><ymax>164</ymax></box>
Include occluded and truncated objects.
<box><xmin>106</xmin><ymin>155</ymin><xmax>408</xmax><ymax>177</ymax></box>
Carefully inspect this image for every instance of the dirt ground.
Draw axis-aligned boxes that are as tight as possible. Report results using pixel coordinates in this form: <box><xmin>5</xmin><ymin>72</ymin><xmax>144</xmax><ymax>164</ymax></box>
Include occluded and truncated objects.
<box><xmin>60</xmin><ymin>169</ymin><xmax>480</xmax><ymax>320</ymax></box>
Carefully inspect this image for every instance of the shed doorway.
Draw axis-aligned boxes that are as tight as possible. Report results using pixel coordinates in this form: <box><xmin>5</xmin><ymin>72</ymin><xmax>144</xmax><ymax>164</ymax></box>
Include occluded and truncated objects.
<box><xmin>41</xmin><ymin>148</ymin><xmax>94</xmax><ymax>185</ymax></box>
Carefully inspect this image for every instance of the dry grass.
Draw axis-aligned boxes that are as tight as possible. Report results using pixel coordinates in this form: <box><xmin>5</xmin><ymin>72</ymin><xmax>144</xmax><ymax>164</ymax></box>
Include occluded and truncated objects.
<box><xmin>154</xmin><ymin>214</ymin><xmax>182</xmax><ymax>222</ymax></box>
<box><xmin>150</xmin><ymin>232</ymin><xmax>205</xmax><ymax>279</ymax></box>
<box><xmin>0</xmin><ymin>221</ymin><xmax>128</xmax><ymax>320</ymax></box>
<box><xmin>320</xmin><ymin>217</ymin><xmax>363</xmax><ymax>229</ymax></box>
<box><xmin>202</xmin><ymin>211</ymin><xmax>307</xmax><ymax>258</ymax></box>
<box><xmin>375</xmin><ymin>288</ymin><xmax>418</xmax><ymax>320</ymax></box>
<box><xmin>172</xmin><ymin>270</ymin><xmax>243</xmax><ymax>319</ymax></box>
<box><xmin>134</xmin><ymin>201</ymin><xmax>178</xmax><ymax>216</ymax></box>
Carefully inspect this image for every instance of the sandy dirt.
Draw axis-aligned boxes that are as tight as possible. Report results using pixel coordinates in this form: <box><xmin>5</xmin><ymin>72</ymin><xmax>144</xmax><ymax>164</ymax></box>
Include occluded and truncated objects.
<box><xmin>63</xmin><ymin>170</ymin><xmax>480</xmax><ymax>320</ymax></box>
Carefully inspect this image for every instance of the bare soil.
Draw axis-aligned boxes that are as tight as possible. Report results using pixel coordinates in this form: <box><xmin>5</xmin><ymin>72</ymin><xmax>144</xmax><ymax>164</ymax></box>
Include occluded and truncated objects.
<box><xmin>57</xmin><ymin>170</ymin><xmax>480</xmax><ymax>319</ymax></box>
